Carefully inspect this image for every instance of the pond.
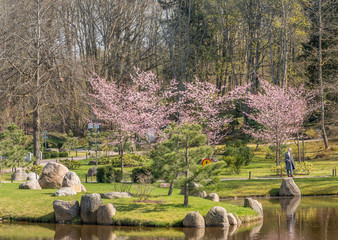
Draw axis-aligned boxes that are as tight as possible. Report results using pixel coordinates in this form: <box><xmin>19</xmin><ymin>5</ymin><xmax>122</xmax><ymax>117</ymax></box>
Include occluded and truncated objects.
<box><xmin>0</xmin><ymin>196</ymin><xmax>337</xmax><ymax>239</ymax></box>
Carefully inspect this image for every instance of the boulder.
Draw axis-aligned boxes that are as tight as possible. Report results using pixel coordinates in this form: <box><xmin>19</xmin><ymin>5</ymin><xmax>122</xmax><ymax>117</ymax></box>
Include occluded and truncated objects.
<box><xmin>55</xmin><ymin>187</ymin><xmax>77</xmax><ymax>196</ymax></box>
<box><xmin>205</xmin><ymin>206</ymin><xmax>229</xmax><ymax>227</ymax></box>
<box><xmin>81</xmin><ymin>184</ymin><xmax>87</xmax><ymax>193</ymax></box>
<box><xmin>183</xmin><ymin>211</ymin><xmax>205</xmax><ymax>228</ymax></box>
<box><xmin>53</xmin><ymin>200</ymin><xmax>80</xmax><ymax>223</ymax></box>
<box><xmin>19</xmin><ymin>180</ymin><xmax>41</xmax><ymax>190</ymax></box>
<box><xmin>100</xmin><ymin>192</ymin><xmax>133</xmax><ymax>199</ymax></box>
<box><xmin>244</xmin><ymin>198</ymin><xmax>263</xmax><ymax>216</ymax></box>
<box><xmin>159</xmin><ymin>183</ymin><xmax>170</xmax><ymax>188</ymax></box>
<box><xmin>180</xmin><ymin>182</ymin><xmax>207</xmax><ymax>198</ymax></box>
<box><xmin>279</xmin><ymin>177</ymin><xmax>301</xmax><ymax>197</ymax></box>
<box><xmin>39</xmin><ymin>162</ymin><xmax>69</xmax><ymax>189</ymax></box>
<box><xmin>80</xmin><ymin>193</ymin><xmax>102</xmax><ymax>224</ymax></box>
<box><xmin>27</xmin><ymin>172</ymin><xmax>39</xmax><ymax>180</ymax></box>
<box><xmin>233</xmin><ymin>213</ymin><xmax>242</xmax><ymax>226</ymax></box>
<box><xmin>11</xmin><ymin>169</ymin><xmax>28</xmax><ymax>181</ymax></box>
<box><xmin>227</xmin><ymin>213</ymin><xmax>238</xmax><ymax>225</ymax></box>
<box><xmin>97</xmin><ymin>204</ymin><xmax>116</xmax><ymax>225</ymax></box>
<box><xmin>62</xmin><ymin>171</ymin><xmax>82</xmax><ymax>192</ymax></box>
<box><xmin>87</xmin><ymin>167</ymin><xmax>98</xmax><ymax>177</ymax></box>
<box><xmin>205</xmin><ymin>193</ymin><xmax>219</xmax><ymax>202</ymax></box>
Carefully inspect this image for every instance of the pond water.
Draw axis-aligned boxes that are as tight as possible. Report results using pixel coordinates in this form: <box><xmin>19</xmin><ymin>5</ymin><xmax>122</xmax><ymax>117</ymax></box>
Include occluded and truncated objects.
<box><xmin>0</xmin><ymin>196</ymin><xmax>337</xmax><ymax>240</ymax></box>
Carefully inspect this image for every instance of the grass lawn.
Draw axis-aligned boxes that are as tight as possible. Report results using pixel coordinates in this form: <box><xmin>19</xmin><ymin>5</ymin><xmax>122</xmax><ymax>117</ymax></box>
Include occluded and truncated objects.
<box><xmin>217</xmin><ymin>140</ymin><xmax>338</xmax><ymax>179</ymax></box>
<box><xmin>212</xmin><ymin>177</ymin><xmax>338</xmax><ymax>198</ymax></box>
<box><xmin>0</xmin><ymin>183</ymin><xmax>258</xmax><ymax>227</ymax></box>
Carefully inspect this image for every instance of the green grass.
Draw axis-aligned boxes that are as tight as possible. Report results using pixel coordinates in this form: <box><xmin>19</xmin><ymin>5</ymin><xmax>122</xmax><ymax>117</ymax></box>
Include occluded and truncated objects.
<box><xmin>0</xmin><ymin>183</ymin><xmax>258</xmax><ymax>227</ymax></box>
<box><xmin>212</xmin><ymin>177</ymin><xmax>338</xmax><ymax>198</ymax></box>
<box><xmin>217</xmin><ymin>140</ymin><xmax>338</xmax><ymax>179</ymax></box>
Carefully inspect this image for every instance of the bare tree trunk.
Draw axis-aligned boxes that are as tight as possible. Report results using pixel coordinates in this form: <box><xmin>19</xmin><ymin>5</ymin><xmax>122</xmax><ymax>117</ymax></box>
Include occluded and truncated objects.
<box><xmin>184</xmin><ymin>135</ymin><xmax>189</xmax><ymax>207</ymax></box>
<box><xmin>318</xmin><ymin>0</ymin><xmax>329</xmax><ymax>149</ymax></box>
<box><xmin>297</xmin><ymin>132</ymin><xmax>301</xmax><ymax>163</ymax></box>
<box><xmin>33</xmin><ymin>0</ymin><xmax>42</xmax><ymax>165</ymax></box>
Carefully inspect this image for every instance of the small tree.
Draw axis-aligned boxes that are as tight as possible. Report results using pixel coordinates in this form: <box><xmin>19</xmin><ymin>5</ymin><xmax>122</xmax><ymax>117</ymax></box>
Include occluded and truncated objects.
<box><xmin>233</xmin><ymin>78</ymin><xmax>317</xmax><ymax>166</ymax></box>
<box><xmin>62</xmin><ymin>131</ymin><xmax>79</xmax><ymax>155</ymax></box>
<box><xmin>0</xmin><ymin>124</ymin><xmax>28</xmax><ymax>169</ymax></box>
<box><xmin>86</xmin><ymin>127</ymin><xmax>105</xmax><ymax>167</ymax></box>
<box><xmin>151</xmin><ymin>123</ymin><xmax>223</xmax><ymax>206</ymax></box>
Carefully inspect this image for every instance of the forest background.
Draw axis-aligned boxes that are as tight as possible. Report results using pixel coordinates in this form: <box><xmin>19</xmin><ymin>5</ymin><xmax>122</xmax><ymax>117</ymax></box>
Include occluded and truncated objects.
<box><xmin>0</xmin><ymin>0</ymin><xmax>337</xmax><ymax>162</ymax></box>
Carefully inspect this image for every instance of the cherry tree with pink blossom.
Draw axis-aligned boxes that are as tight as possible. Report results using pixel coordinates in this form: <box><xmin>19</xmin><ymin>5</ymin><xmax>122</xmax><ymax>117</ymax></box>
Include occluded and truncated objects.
<box><xmin>89</xmin><ymin>69</ymin><xmax>170</xmax><ymax>178</ymax></box>
<box><xmin>232</xmin><ymin>76</ymin><xmax>318</xmax><ymax>166</ymax></box>
<box><xmin>168</xmin><ymin>78</ymin><xmax>232</xmax><ymax>146</ymax></box>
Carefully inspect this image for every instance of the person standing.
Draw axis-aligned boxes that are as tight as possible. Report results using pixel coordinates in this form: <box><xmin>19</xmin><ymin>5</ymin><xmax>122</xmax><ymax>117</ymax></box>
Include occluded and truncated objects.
<box><xmin>285</xmin><ymin>148</ymin><xmax>296</xmax><ymax>177</ymax></box>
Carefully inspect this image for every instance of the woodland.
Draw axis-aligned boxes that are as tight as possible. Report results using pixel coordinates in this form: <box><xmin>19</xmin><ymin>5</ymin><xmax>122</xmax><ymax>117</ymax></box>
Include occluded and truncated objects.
<box><xmin>0</xmin><ymin>0</ymin><xmax>337</xmax><ymax>164</ymax></box>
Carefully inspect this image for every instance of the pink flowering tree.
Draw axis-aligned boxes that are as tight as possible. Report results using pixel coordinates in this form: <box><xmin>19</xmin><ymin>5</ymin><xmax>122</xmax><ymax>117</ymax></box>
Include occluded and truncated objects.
<box><xmin>232</xmin><ymin>77</ymin><xmax>318</xmax><ymax>166</ymax></box>
<box><xmin>89</xmin><ymin>69</ymin><xmax>170</xmax><ymax>178</ymax></box>
<box><xmin>168</xmin><ymin>78</ymin><xmax>232</xmax><ymax>146</ymax></box>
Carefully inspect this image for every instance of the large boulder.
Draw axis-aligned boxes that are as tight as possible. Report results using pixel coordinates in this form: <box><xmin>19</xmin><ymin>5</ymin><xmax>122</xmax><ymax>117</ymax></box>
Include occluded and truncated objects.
<box><xmin>53</xmin><ymin>200</ymin><xmax>80</xmax><ymax>223</ymax></box>
<box><xmin>100</xmin><ymin>192</ymin><xmax>133</xmax><ymax>199</ymax></box>
<box><xmin>97</xmin><ymin>204</ymin><xmax>116</xmax><ymax>225</ymax></box>
<box><xmin>87</xmin><ymin>167</ymin><xmax>98</xmax><ymax>177</ymax></box>
<box><xmin>205</xmin><ymin>193</ymin><xmax>219</xmax><ymax>202</ymax></box>
<box><xmin>183</xmin><ymin>211</ymin><xmax>205</xmax><ymax>228</ymax></box>
<box><xmin>180</xmin><ymin>183</ymin><xmax>207</xmax><ymax>198</ymax></box>
<box><xmin>62</xmin><ymin>171</ymin><xmax>82</xmax><ymax>192</ymax></box>
<box><xmin>205</xmin><ymin>206</ymin><xmax>229</xmax><ymax>227</ymax></box>
<box><xmin>19</xmin><ymin>180</ymin><xmax>41</xmax><ymax>190</ymax></box>
<box><xmin>54</xmin><ymin>187</ymin><xmax>77</xmax><ymax>196</ymax></box>
<box><xmin>27</xmin><ymin>172</ymin><xmax>39</xmax><ymax>181</ymax></box>
<box><xmin>244</xmin><ymin>198</ymin><xmax>263</xmax><ymax>216</ymax></box>
<box><xmin>80</xmin><ymin>193</ymin><xmax>102</xmax><ymax>224</ymax></box>
<box><xmin>11</xmin><ymin>169</ymin><xmax>28</xmax><ymax>181</ymax></box>
<box><xmin>39</xmin><ymin>162</ymin><xmax>69</xmax><ymax>189</ymax></box>
<box><xmin>279</xmin><ymin>177</ymin><xmax>301</xmax><ymax>197</ymax></box>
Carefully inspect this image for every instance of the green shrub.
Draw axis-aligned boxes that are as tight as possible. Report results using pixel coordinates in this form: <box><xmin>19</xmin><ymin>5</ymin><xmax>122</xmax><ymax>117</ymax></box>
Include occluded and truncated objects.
<box><xmin>295</xmin><ymin>162</ymin><xmax>314</xmax><ymax>175</ymax></box>
<box><xmin>223</xmin><ymin>145</ymin><xmax>254</xmax><ymax>174</ymax></box>
<box><xmin>26</xmin><ymin>165</ymin><xmax>43</xmax><ymax>175</ymax></box>
<box><xmin>96</xmin><ymin>154</ymin><xmax>150</xmax><ymax>167</ymax></box>
<box><xmin>43</xmin><ymin>152</ymin><xmax>51</xmax><ymax>159</ymax></box>
<box><xmin>59</xmin><ymin>152</ymin><xmax>68</xmax><ymax>157</ymax></box>
<box><xmin>131</xmin><ymin>166</ymin><xmax>155</xmax><ymax>183</ymax></box>
<box><xmin>50</xmin><ymin>151</ymin><xmax>59</xmax><ymax>158</ymax></box>
<box><xmin>97</xmin><ymin>166</ymin><xmax>122</xmax><ymax>183</ymax></box>
<box><xmin>270</xmin><ymin>165</ymin><xmax>286</xmax><ymax>175</ymax></box>
<box><xmin>60</xmin><ymin>159</ymin><xmax>81</xmax><ymax>170</ymax></box>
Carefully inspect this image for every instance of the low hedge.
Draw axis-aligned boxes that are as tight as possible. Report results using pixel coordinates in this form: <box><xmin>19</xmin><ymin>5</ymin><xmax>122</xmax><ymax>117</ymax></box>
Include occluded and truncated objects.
<box><xmin>59</xmin><ymin>159</ymin><xmax>81</xmax><ymax>170</ymax></box>
<box><xmin>97</xmin><ymin>166</ymin><xmax>122</xmax><ymax>183</ymax></box>
<box><xmin>131</xmin><ymin>166</ymin><xmax>155</xmax><ymax>183</ymax></box>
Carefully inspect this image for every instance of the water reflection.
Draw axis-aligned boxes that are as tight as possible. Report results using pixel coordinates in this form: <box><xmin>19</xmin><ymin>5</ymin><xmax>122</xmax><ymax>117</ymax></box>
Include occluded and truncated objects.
<box><xmin>279</xmin><ymin>197</ymin><xmax>301</xmax><ymax>240</ymax></box>
<box><xmin>55</xmin><ymin>225</ymin><xmax>116</xmax><ymax>240</ymax></box>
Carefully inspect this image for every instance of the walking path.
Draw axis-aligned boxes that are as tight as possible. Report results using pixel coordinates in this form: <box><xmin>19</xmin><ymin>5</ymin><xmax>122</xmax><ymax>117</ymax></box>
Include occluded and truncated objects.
<box><xmin>220</xmin><ymin>175</ymin><xmax>330</xmax><ymax>181</ymax></box>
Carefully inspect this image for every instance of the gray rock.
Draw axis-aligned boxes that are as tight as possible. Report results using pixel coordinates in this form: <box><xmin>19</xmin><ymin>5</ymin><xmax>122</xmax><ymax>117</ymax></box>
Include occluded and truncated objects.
<box><xmin>97</xmin><ymin>204</ymin><xmax>116</xmax><ymax>225</ymax></box>
<box><xmin>55</xmin><ymin>187</ymin><xmax>77</xmax><ymax>196</ymax></box>
<box><xmin>11</xmin><ymin>169</ymin><xmax>28</xmax><ymax>181</ymax></box>
<box><xmin>100</xmin><ymin>192</ymin><xmax>133</xmax><ymax>199</ymax></box>
<box><xmin>180</xmin><ymin>182</ymin><xmax>207</xmax><ymax>198</ymax></box>
<box><xmin>80</xmin><ymin>193</ymin><xmax>102</xmax><ymax>224</ymax></box>
<box><xmin>205</xmin><ymin>206</ymin><xmax>229</xmax><ymax>227</ymax></box>
<box><xmin>244</xmin><ymin>198</ymin><xmax>263</xmax><ymax>216</ymax></box>
<box><xmin>19</xmin><ymin>180</ymin><xmax>41</xmax><ymax>190</ymax></box>
<box><xmin>183</xmin><ymin>211</ymin><xmax>205</xmax><ymax>228</ymax></box>
<box><xmin>27</xmin><ymin>172</ymin><xmax>39</xmax><ymax>180</ymax></box>
<box><xmin>227</xmin><ymin>213</ymin><xmax>238</xmax><ymax>225</ymax></box>
<box><xmin>39</xmin><ymin>162</ymin><xmax>69</xmax><ymax>189</ymax></box>
<box><xmin>53</xmin><ymin>200</ymin><xmax>80</xmax><ymax>223</ymax></box>
<box><xmin>205</xmin><ymin>193</ymin><xmax>219</xmax><ymax>202</ymax></box>
<box><xmin>87</xmin><ymin>167</ymin><xmax>98</xmax><ymax>177</ymax></box>
<box><xmin>81</xmin><ymin>184</ymin><xmax>87</xmax><ymax>192</ymax></box>
<box><xmin>279</xmin><ymin>177</ymin><xmax>301</xmax><ymax>197</ymax></box>
<box><xmin>62</xmin><ymin>171</ymin><xmax>82</xmax><ymax>192</ymax></box>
